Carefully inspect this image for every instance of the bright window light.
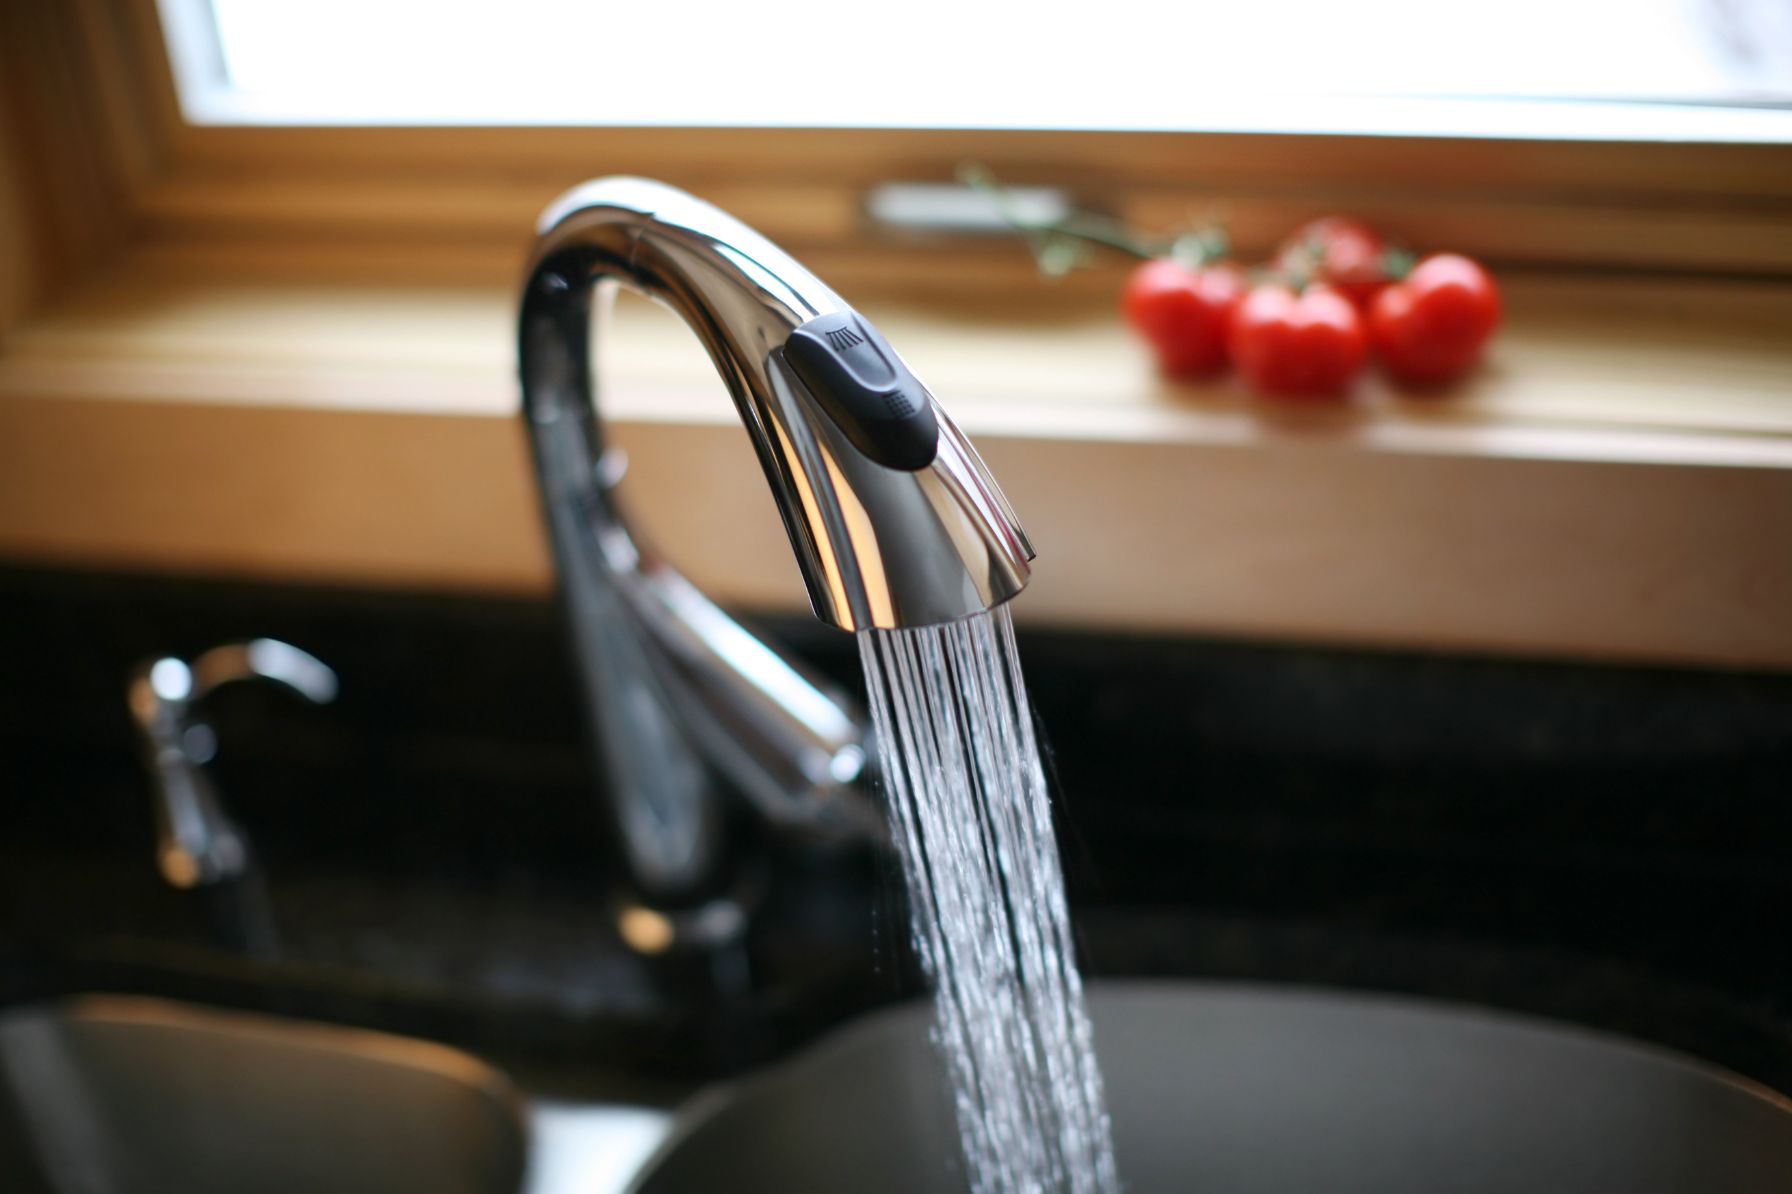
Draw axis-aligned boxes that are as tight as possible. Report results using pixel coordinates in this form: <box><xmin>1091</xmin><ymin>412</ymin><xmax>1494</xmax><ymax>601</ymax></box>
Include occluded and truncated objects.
<box><xmin>161</xmin><ymin>0</ymin><xmax>1792</xmax><ymax>141</ymax></box>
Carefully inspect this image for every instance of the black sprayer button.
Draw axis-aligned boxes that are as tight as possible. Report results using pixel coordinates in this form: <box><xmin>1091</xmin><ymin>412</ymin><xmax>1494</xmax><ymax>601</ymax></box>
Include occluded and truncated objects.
<box><xmin>783</xmin><ymin>312</ymin><xmax>940</xmax><ymax>471</ymax></box>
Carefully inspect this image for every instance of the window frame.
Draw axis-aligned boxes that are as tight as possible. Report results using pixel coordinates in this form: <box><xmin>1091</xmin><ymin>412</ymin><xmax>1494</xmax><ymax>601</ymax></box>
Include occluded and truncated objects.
<box><xmin>3</xmin><ymin>0</ymin><xmax>1791</xmax><ymax>670</ymax></box>
<box><xmin>164</xmin><ymin>0</ymin><xmax>1792</xmax><ymax>143</ymax></box>
<box><xmin>15</xmin><ymin>0</ymin><xmax>1789</xmax><ymax>296</ymax></box>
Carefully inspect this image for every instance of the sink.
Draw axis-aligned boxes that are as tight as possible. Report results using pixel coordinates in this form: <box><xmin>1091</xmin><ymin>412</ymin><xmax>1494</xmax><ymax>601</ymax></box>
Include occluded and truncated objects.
<box><xmin>0</xmin><ymin>996</ymin><xmax>527</xmax><ymax>1194</ymax></box>
<box><xmin>627</xmin><ymin>982</ymin><xmax>1792</xmax><ymax>1194</ymax></box>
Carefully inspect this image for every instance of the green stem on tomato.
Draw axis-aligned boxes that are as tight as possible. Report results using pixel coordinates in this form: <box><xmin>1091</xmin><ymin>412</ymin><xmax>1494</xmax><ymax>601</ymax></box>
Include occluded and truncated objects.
<box><xmin>958</xmin><ymin>162</ymin><xmax>1201</xmax><ymax>273</ymax></box>
<box><xmin>1048</xmin><ymin>212</ymin><xmax>1160</xmax><ymax>258</ymax></box>
<box><xmin>1380</xmin><ymin>246</ymin><xmax>1418</xmax><ymax>282</ymax></box>
<box><xmin>1169</xmin><ymin>227</ymin><xmax>1228</xmax><ymax>270</ymax></box>
<box><xmin>1265</xmin><ymin>260</ymin><xmax>1310</xmax><ymax>295</ymax></box>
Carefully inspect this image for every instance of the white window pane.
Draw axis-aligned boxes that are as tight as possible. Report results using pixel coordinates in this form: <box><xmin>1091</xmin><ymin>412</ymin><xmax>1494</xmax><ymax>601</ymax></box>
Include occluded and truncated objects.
<box><xmin>171</xmin><ymin>0</ymin><xmax>1792</xmax><ymax>138</ymax></box>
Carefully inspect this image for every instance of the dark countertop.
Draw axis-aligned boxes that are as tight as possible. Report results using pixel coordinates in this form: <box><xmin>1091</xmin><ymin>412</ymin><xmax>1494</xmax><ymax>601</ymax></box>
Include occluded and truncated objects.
<box><xmin>2</xmin><ymin>564</ymin><xmax>1789</xmax><ymax>1090</ymax></box>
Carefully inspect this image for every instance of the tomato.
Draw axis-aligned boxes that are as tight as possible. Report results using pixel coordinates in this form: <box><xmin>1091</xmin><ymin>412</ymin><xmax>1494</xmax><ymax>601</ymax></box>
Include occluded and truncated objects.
<box><xmin>1226</xmin><ymin>283</ymin><xmax>1367</xmax><ymax>398</ymax></box>
<box><xmin>1276</xmin><ymin>217</ymin><xmax>1389</xmax><ymax>310</ymax></box>
<box><xmin>1368</xmin><ymin>253</ymin><xmax>1501</xmax><ymax>386</ymax></box>
<box><xmin>1121</xmin><ymin>259</ymin><xmax>1246</xmax><ymax>377</ymax></box>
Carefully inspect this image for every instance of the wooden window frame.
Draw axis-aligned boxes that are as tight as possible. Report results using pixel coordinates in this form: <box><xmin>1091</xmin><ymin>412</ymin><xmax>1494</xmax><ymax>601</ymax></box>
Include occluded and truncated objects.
<box><xmin>11</xmin><ymin>1</ymin><xmax>1792</xmax><ymax>292</ymax></box>
<box><xmin>3</xmin><ymin>0</ymin><xmax>1790</xmax><ymax>669</ymax></box>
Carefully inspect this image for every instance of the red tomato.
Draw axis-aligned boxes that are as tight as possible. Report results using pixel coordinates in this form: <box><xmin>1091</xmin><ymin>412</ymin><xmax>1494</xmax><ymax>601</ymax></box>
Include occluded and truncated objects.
<box><xmin>1276</xmin><ymin>217</ymin><xmax>1389</xmax><ymax>310</ymax></box>
<box><xmin>1369</xmin><ymin>253</ymin><xmax>1501</xmax><ymax>386</ymax></box>
<box><xmin>1121</xmin><ymin>259</ymin><xmax>1246</xmax><ymax>377</ymax></box>
<box><xmin>1227</xmin><ymin>283</ymin><xmax>1368</xmax><ymax>398</ymax></box>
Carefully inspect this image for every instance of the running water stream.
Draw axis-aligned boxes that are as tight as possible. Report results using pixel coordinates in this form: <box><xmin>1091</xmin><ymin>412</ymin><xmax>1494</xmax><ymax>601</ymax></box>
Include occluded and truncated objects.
<box><xmin>858</xmin><ymin>606</ymin><xmax>1121</xmax><ymax>1194</ymax></box>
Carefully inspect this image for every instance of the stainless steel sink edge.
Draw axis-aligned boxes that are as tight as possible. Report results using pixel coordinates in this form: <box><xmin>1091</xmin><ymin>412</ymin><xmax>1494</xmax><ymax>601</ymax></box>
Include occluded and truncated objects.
<box><xmin>0</xmin><ymin>994</ymin><xmax>533</xmax><ymax>1194</ymax></box>
<box><xmin>622</xmin><ymin>979</ymin><xmax>1792</xmax><ymax>1194</ymax></box>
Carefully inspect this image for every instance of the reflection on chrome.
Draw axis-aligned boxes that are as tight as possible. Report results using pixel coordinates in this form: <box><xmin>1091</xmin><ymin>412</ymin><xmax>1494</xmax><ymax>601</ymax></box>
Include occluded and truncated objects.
<box><xmin>517</xmin><ymin>177</ymin><xmax>1032</xmax><ymax>912</ymax></box>
<box><xmin>128</xmin><ymin>638</ymin><xmax>338</xmax><ymax>892</ymax></box>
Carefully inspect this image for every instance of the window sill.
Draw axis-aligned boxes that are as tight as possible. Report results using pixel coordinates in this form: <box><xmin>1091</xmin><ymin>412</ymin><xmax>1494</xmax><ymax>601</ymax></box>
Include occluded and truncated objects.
<box><xmin>2</xmin><ymin>254</ymin><xmax>1789</xmax><ymax>668</ymax></box>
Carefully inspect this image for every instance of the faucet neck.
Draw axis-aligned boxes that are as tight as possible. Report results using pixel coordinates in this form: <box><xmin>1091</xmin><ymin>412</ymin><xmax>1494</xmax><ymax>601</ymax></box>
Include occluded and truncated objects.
<box><xmin>515</xmin><ymin>177</ymin><xmax>1030</xmax><ymax>906</ymax></box>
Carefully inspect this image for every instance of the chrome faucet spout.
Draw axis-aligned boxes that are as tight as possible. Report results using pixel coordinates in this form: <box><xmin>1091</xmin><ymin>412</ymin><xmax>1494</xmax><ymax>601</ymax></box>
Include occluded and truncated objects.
<box><xmin>517</xmin><ymin>177</ymin><xmax>1032</xmax><ymax>905</ymax></box>
<box><xmin>520</xmin><ymin>177</ymin><xmax>1032</xmax><ymax>632</ymax></box>
<box><xmin>128</xmin><ymin>639</ymin><xmax>337</xmax><ymax>892</ymax></box>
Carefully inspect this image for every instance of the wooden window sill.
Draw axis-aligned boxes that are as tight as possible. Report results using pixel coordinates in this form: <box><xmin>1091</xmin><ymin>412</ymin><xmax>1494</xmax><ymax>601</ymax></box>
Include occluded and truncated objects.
<box><xmin>2</xmin><ymin>254</ymin><xmax>1789</xmax><ymax>668</ymax></box>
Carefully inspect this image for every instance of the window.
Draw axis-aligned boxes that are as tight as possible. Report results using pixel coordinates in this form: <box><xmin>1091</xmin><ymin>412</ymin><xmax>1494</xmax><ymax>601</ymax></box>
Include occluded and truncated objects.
<box><xmin>168</xmin><ymin>0</ymin><xmax>1792</xmax><ymax>141</ymax></box>
<box><xmin>3</xmin><ymin>0</ymin><xmax>1789</xmax><ymax>666</ymax></box>
<box><xmin>131</xmin><ymin>0</ymin><xmax>1792</xmax><ymax>284</ymax></box>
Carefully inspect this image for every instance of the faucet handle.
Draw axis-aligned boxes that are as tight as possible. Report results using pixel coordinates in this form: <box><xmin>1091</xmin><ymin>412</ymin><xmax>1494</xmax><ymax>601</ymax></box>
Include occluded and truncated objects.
<box><xmin>127</xmin><ymin>640</ymin><xmax>337</xmax><ymax>889</ymax></box>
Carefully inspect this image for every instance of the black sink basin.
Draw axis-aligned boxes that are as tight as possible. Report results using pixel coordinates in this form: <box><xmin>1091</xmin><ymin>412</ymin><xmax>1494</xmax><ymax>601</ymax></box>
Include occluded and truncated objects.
<box><xmin>0</xmin><ymin>996</ymin><xmax>527</xmax><ymax>1194</ymax></box>
<box><xmin>629</xmin><ymin>981</ymin><xmax>1792</xmax><ymax>1194</ymax></box>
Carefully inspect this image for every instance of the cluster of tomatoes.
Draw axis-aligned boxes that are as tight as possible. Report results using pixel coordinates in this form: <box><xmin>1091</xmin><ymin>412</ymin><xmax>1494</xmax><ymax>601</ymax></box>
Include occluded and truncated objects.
<box><xmin>1121</xmin><ymin>217</ymin><xmax>1502</xmax><ymax>397</ymax></box>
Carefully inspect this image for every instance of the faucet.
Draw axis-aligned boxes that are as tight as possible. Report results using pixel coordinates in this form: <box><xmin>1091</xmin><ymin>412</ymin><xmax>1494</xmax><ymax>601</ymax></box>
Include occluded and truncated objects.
<box><xmin>517</xmin><ymin>177</ymin><xmax>1033</xmax><ymax>923</ymax></box>
<box><xmin>127</xmin><ymin>638</ymin><xmax>338</xmax><ymax>956</ymax></box>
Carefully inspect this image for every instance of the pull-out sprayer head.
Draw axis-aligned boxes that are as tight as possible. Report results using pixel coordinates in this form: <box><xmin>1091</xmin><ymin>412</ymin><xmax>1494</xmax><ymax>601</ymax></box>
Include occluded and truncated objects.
<box><xmin>520</xmin><ymin>176</ymin><xmax>1033</xmax><ymax>632</ymax></box>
